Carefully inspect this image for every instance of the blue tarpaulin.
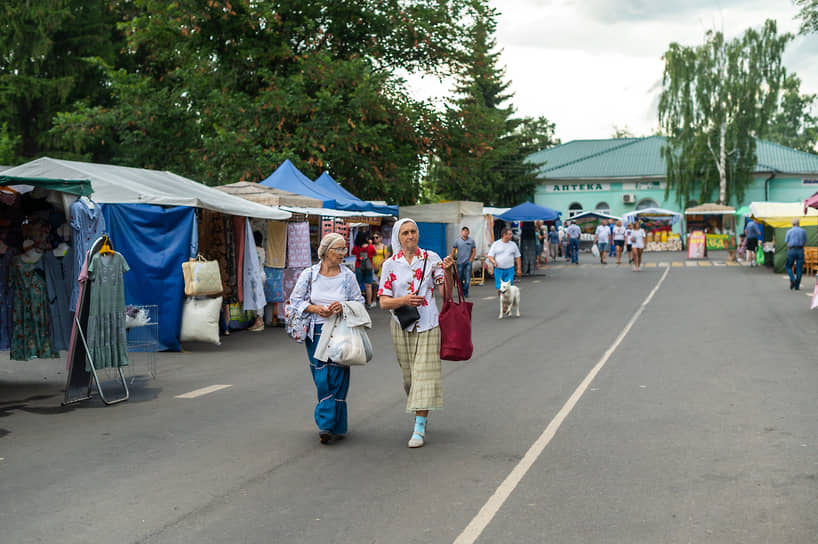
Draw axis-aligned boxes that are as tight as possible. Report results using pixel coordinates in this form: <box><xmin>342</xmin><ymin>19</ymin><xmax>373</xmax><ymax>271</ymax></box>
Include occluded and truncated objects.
<box><xmin>416</xmin><ymin>222</ymin><xmax>447</xmax><ymax>260</ymax></box>
<box><xmin>496</xmin><ymin>202</ymin><xmax>561</xmax><ymax>222</ymax></box>
<box><xmin>260</xmin><ymin>159</ymin><xmax>337</xmax><ymax>208</ymax></box>
<box><xmin>103</xmin><ymin>204</ymin><xmax>194</xmax><ymax>352</ymax></box>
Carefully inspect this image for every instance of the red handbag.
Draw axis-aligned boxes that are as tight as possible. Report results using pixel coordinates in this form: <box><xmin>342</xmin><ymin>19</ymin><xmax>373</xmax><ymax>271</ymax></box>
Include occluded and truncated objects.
<box><xmin>439</xmin><ymin>266</ymin><xmax>473</xmax><ymax>361</ymax></box>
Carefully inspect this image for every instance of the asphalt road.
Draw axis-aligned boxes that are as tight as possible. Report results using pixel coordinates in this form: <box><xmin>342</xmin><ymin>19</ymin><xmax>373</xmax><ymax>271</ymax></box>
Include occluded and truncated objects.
<box><xmin>1</xmin><ymin>252</ymin><xmax>816</xmax><ymax>543</ymax></box>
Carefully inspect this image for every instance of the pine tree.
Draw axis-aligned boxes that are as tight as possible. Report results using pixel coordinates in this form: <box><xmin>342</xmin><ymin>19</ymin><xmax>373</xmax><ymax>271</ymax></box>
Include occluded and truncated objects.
<box><xmin>430</xmin><ymin>1</ymin><xmax>557</xmax><ymax>206</ymax></box>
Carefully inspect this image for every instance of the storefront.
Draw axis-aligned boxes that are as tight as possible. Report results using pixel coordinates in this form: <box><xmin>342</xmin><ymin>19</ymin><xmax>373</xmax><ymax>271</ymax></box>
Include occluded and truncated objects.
<box><xmin>623</xmin><ymin>208</ymin><xmax>683</xmax><ymax>251</ymax></box>
<box><xmin>683</xmin><ymin>203</ymin><xmax>737</xmax><ymax>253</ymax></box>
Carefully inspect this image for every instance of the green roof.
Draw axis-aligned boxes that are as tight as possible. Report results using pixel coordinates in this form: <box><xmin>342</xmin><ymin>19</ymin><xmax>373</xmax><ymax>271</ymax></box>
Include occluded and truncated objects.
<box><xmin>527</xmin><ymin>136</ymin><xmax>818</xmax><ymax>180</ymax></box>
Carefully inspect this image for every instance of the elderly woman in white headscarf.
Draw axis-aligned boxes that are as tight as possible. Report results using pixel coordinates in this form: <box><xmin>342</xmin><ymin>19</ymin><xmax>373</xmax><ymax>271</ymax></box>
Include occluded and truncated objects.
<box><xmin>289</xmin><ymin>233</ymin><xmax>364</xmax><ymax>444</ymax></box>
<box><xmin>377</xmin><ymin>218</ymin><xmax>455</xmax><ymax>448</ymax></box>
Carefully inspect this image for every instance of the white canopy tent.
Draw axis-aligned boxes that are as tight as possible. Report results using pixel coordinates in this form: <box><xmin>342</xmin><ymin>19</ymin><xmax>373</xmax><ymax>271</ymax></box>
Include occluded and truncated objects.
<box><xmin>2</xmin><ymin>157</ymin><xmax>291</xmax><ymax>220</ymax></box>
<box><xmin>280</xmin><ymin>206</ymin><xmax>391</xmax><ymax>218</ymax></box>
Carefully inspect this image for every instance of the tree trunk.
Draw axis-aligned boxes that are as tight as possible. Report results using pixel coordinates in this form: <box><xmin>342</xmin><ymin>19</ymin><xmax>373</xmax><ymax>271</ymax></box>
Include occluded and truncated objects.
<box><xmin>718</xmin><ymin>124</ymin><xmax>727</xmax><ymax>205</ymax></box>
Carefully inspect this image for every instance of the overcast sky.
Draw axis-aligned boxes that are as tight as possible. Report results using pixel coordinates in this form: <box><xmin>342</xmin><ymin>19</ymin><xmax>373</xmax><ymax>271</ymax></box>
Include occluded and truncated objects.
<box><xmin>406</xmin><ymin>0</ymin><xmax>818</xmax><ymax>144</ymax></box>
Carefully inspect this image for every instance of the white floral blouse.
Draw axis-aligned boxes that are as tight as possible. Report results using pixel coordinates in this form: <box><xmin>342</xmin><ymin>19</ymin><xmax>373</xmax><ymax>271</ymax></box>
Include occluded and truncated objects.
<box><xmin>377</xmin><ymin>248</ymin><xmax>445</xmax><ymax>332</ymax></box>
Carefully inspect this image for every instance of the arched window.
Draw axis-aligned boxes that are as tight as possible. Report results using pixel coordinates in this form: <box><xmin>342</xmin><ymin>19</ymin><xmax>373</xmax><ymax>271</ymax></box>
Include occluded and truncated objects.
<box><xmin>568</xmin><ymin>202</ymin><xmax>583</xmax><ymax>218</ymax></box>
<box><xmin>595</xmin><ymin>202</ymin><xmax>610</xmax><ymax>214</ymax></box>
<box><xmin>636</xmin><ymin>198</ymin><xmax>658</xmax><ymax>210</ymax></box>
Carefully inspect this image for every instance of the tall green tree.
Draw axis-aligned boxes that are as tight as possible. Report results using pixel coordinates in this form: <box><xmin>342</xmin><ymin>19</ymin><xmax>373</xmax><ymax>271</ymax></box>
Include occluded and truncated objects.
<box><xmin>658</xmin><ymin>20</ymin><xmax>791</xmax><ymax>205</ymax></box>
<box><xmin>765</xmin><ymin>73</ymin><xmax>818</xmax><ymax>153</ymax></box>
<box><xmin>794</xmin><ymin>0</ymin><xmax>818</xmax><ymax>34</ymax></box>
<box><xmin>50</xmin><ymin>0</ymin><xmax>471</xmax><ymax>204</ymax></box>
<box><xmin>430</xmin><ymin>1</ymin><xmax>558</xmax><ymax>206</ymax></box>
<box><xmin>0</xmin><ymin>0</ymin><xmax>127</xmax><ymax>161</ymax></box>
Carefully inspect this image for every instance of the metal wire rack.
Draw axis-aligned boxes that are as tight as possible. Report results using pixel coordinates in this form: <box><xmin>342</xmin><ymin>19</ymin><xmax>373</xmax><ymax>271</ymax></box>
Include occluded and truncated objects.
<box><xmin>125</xmin><ymin>305</ymin><xmax>160</xmax><ymax>380</ymax></box>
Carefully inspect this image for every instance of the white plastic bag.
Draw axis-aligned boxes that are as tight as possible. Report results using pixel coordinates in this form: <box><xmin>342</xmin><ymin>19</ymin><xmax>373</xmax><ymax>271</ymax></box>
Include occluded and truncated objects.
<box><xmin>591</xmin><ymin>243</ymin><xmax>600</xmax><ymax>257</ymax></box>
<box><xmin>327</xmin><ymin>318</ymin><xmax>372</xmax><ymax>366</ymax></box>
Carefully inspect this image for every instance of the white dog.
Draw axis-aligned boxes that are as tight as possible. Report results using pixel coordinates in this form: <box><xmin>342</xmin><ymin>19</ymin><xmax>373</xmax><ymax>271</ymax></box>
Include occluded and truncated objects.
<box><xmin>498</xmin><ymin>280</ymin><xmax>520</xmax><ymax>319</ymax></box>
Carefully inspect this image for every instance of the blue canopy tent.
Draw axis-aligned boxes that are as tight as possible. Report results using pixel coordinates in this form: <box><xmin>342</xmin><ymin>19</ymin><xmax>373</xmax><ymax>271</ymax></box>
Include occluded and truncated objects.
<box><xmin>259</xmin><ymin>159</ymin><xmax>336</xmax><ymax>208</ymax></box>
<box><xmin>496</xmin><ymin>202</ymin><xmax>561</xmax><ymax>223</ymax></box>
<box><xmin>314</xmin><ymin>171</ymin><xmax>398</xmax><ymax>215</ymax></box>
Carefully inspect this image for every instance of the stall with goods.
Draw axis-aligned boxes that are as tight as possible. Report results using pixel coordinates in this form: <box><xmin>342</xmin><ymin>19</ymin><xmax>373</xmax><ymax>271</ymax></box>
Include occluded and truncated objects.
<box><xmin>569</xmin><ymin>211</ymin><xmax>620</xmax><ymax>252</ymax></box>
<box><xmin>749</xmin><ymin>202</ymin><xmax>818</xmax><ymax>272</ymax></box>
<box><xmin>684</xmin><ymin>203</ymin><xmax>737</xmax><ymax>256</ymax></box>
<box><xmin>623</xmin><ymin>208</ymin><xmax>683</xmax><ymax>251</ymax></box>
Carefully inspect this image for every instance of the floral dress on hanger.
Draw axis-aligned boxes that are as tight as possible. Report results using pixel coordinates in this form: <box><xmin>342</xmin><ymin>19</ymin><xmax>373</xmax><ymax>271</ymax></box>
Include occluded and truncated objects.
<box><xmin>9</xmin><ymin>257</ymin><xmax>59</xmax><ymax>360</ymax></box>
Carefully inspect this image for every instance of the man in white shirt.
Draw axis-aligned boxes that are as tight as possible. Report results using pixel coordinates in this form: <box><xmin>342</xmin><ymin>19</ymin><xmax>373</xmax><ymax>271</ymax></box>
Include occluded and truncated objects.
<box><xmin>594</xmin><ymin>221</ymin><xmax>610</xmax><ymax>264</ymax></box>
<box><xmin>565</xmin><ymin>221</ymin><xmax>581</xmax><ymax>264</ymax></box>
<box><xmin>487</xmin><ymin>227</ymin><xmax>522</xmax><ymax>296</ymax></box>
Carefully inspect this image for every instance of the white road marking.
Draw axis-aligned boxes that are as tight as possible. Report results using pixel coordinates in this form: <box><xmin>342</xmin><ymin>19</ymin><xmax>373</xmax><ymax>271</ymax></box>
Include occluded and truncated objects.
<box><xmin>482</xmin><ymin>296</ymin><xmax>496</xmax><ymax>301</ymax></box>
<box><xmin>175</xmin><ymin>384</ymin><xmax>232</xmax><ymax>399</ymax></box>
<box><xmin>453</xmin><ymin>266</ymin><xmax>671</xmax><ymax>544</ymax></box>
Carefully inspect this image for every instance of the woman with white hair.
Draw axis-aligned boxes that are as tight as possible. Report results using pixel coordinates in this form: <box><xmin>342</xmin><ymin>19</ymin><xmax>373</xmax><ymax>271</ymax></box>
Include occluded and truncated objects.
<box><xmin>289</xmin><ymin>233</ymin><xmax>364</xmax><ymax>444</ymax></box>
<box><xmin>377</xmin><ymin>219</ymin><xmax>455</xmax><ymax>448</ymax></box>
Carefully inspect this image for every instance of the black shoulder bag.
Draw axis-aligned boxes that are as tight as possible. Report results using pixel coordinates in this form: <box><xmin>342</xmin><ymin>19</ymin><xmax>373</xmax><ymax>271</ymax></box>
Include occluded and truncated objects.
<box><xmin>393</xmin><ymin>255</ymin><xmax>428</xmax><ymax>330</ymax></box>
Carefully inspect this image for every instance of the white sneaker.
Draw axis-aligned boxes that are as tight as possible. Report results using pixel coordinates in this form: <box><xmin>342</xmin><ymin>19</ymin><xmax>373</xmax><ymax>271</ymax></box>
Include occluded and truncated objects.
<box><xmin>368</xmin><ymin>302</ymin><xmax>377</xmax><ymax>309</ymax></box>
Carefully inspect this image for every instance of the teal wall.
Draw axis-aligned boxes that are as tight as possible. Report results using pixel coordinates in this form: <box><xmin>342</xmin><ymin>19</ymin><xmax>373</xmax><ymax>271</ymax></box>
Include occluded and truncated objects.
<box><xmin>534</xmin><ymin>175</ymin><xmax>818</xmax><ymax>229</ymax></box>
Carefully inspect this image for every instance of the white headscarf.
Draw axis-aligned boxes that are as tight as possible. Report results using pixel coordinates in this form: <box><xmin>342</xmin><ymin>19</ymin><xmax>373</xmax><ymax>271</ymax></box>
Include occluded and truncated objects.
<box><xmin>317</xmin><ymin>232</ymin><xmax>346</xmax><ymax>260</ymax></box>
<box><xmin>391</xmin><ymin>218</ymin><xmax>417</xmax><ymax>254</ymax></box>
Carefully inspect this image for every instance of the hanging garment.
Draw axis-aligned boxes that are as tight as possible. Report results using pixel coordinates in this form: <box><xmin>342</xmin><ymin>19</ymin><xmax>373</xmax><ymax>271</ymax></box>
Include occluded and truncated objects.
<box><xmin>266</xmin><ymin>221</ymin><xmax>287</xmax><ymax>268</ymax></box>
<box><xmin>263</xmin><ymin>267</ymin><xmax>284</xmax><ymax>303</ymax></box>
<box><xmin>287</xmin><ymin>222</ymin><xmax>311</xmax><ymax>268</ymax></box>
<box><xmin>277</xmin><ymin>266</ymin><xmax>307</xmax><ymax>318</ymax></box>
<box><xmin>233</xmin><ymin>216</ymin><xmax>246</xmax><ymax>303</ymax></box>
<box><xmin>85</xmin><ymin>252</ymin><xmax>130</xmax><ymax>370</ymax></box>
<box><xmin>43</xmin><ymin>249</ymin><xmax>75</xmax><ymax>351</ymax></box>
<box><xmin>9</xmin><ymin>256</ymin><xmax>59</xmax><ymax>360</ymax></box>
<box><xmin>198</xmin><ymin>210</ymin><xmax>232</xmax><ymax>302</ymax></box>
<box><xmin>69</xmin><ymin>197</ymin><xmax>105</xmax><ymax>311</ymax></box>
<box><xmin>224</xmin><ymin>216</ymin><xmax>239</xmax><ymax>304</ymax></box>
<box><xmin>242</xmin><ymin>218</ymin><xmax>267</xmax><ymax>313</ymax></box>
<box><xmin>0</xmin><ymin>252</ymin><xmax>15</xmax><ymax>350</ymax></box>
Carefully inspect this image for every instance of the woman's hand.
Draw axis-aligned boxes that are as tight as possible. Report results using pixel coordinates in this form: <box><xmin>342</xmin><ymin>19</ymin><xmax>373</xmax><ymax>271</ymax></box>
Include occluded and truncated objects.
<box><xmin>327</xmin><ymin>301</ymin><xmax>343</xmax><ymax>315</ymax></box>
<box><xmin>441</xmin><ymin>255</ymin><xmax>455</xmax><ymax>269</ymax></box>
<box><xmin>310</xmin><ymin>305</ymin><xmax>335</xmax><ymax>318</ymax></box>
<box><xmin>403</xmin><ymin>294</ymin><xmax>425</xmax><ymax>307</ymax></box>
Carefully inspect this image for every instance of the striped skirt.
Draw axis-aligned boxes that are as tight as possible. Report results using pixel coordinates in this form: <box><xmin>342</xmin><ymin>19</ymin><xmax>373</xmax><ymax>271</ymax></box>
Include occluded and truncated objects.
<box><xmin>389</xmin><ymin>319</ymin><xmax>443</xmax><ymax>413</ymax></box>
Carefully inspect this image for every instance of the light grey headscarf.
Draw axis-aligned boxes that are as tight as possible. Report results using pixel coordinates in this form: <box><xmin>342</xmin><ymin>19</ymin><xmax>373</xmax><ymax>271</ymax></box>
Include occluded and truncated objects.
<box><xmin>317</xmin><ymin>233</ymin><xmax>346</xmax><ymax>260</ymax></box>
<box><xmin>391</xmin><ymin>218</ymin><xmax>417</xmax><ymax>254</ymax></box>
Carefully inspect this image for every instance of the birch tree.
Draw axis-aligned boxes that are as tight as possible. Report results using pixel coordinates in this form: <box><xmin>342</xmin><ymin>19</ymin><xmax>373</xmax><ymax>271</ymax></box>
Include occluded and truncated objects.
<box><xmin>658</xmin><ymin>20</ymin><xmax>791</xmax><ymax>205</ymax></box>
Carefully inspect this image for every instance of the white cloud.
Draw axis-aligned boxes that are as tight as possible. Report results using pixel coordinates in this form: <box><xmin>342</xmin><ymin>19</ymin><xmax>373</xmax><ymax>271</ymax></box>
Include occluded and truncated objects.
<box><xmin>406</xmin><ymin>0</ymin><xmax>818</xmax><ymax>143</ymax></box>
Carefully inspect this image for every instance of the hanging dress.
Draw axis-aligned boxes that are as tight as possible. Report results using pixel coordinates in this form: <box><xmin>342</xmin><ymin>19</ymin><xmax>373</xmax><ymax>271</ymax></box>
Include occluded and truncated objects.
<box><xmin>43</xmin><ymin>249</ymin><xmax>75</xmax><ymax>351</ymax></box>
<box><xmin>85</xmin><ymin>252</ymin><xmax>129</xmax><ymax>370</ymax></box>
<box><xmin>9</xmin><ymin>256</ymin><xmax>59</xmax><ymax>360</ymax></box>
<box><xmin>69</xmin><ymin>198</ymin><xmax>105</xmax><ymax>311</ymax></box>
<box><xmin>0</xmin><ymin>252</ymin><xmax>13</xmax><ymax>350</ymax></box>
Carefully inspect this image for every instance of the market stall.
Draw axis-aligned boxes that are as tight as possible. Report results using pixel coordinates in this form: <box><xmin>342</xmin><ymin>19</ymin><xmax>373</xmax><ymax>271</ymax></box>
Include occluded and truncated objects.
<box><xmin>623</xmin><ymin>207</ymin><xmax>683</xmax><ymax>251</ymax></box>
<box><xmin>568</xmin><ymin>210</ymin><xmax>620</xmax><ymax>253</ymax></box>
<box><xmin>748</xmin><ymin>201</ymin><xmax>818</xmax><ymax>272</ymax></box>
<box><xmin>496</xmin><ymin>202</ymin><xmax>561</xmax><ymax>274</ymax></box>
<box><xmin>684</xmin><ymin>203</ymin><xmax>737</xmax><ymax>255</ymax></box>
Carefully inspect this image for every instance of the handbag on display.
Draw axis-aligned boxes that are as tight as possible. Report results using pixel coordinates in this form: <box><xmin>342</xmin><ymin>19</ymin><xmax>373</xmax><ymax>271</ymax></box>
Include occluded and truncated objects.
<box><xmin>180</xmin><ymin>296</ymin><xmax>223</xmax><ymax>345</ymax></box>
<box><xmin>439</xmin><ymin>267</ymin><xmax>473</xmax><ymax>361</ymax></box>
<box><xmin>182</xmin><ymin>254</ymin><xmax>223</xmax><ymax>296</ymax></box>
<box><xmin>393</xmin><ymin>255</ymin><xmax>427</xmax><ymax>330</ymax></box>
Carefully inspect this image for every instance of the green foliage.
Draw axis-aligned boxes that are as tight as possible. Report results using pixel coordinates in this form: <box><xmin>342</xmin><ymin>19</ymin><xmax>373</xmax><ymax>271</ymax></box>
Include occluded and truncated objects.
<box><xmin>611</xmin><ymin>125</ymin><xmax>635</xmax><ymax>139</ymax></box>
<box><xmin>794</xmin><ymin>0</ymin><xmax>818</xmax><ymax>34</ymax></box>
<box><xmin>659</xmin><ymin>20</ymin><xmax>791</xmax><ymax>205</ymax></box>
<box><xmin>0</xmin><ymin>123</ymin><xmax>20</xmax><ymax>164</ymax></box>
<box><xmin>47</xmin><ymin>0</ymin><xmax>471</xmax><ymax>205</ymax></box>
<box><xmin>429</xmin><ymin>1</ymin><xmax>558</xmax><ymax>206</ymax></box>
<box><xmin>0</xmin><ymin>0</ymin><xmax>125</xmax><ymax>160</ymax></box>
<box><xmin>765</xmin><ymin>74</ymin><xmax>818</xmax><ymax>153</ymax></box>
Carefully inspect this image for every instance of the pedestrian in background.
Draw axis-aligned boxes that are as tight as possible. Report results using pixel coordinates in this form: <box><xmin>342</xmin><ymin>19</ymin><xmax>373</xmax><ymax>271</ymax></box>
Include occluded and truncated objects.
<box><xmin>289</xmin><ymin>233</ymin><xmax>364</xmax><ymax>444</ymax></box>
<box><xmin>631</xmin><ymin>221</ymin><xmax>646</xmax><ymax>271</ymax></box>
<box><xmin>745</xmin><ymin>218</ymin><xmax>761</xmax><ymax>267</ymax></box>
<box><xmin>371</xmin><ymin>232</ymin><xmax>390</xmax><ymax>280</ymax></box>
<box><xmin>612</xmin><ymin>220</ymin><xmax>626</xmax><ymax>264</ymax></box>
<box><xmin>594</xmin><ymin>220</ymin><xmax>609</xmax><ymax>264</ymax></box>
<box><xmin>625</xmin><ymin>223</ymin><xmax>634</xmax><ymax>264</ymax></box>
<box><xmin>352</xmin><ymin>232</ymin><xmax>377</xmax><ymax>308</ymax></box>
<box><xmin>378</xmin><ymin>218</ymin><xmax>455</xmax><ymax>448</ymax></box>
<box><xmin>785</xmin><ymin>217</ymin><xmax>807</xmax><ymax>290</ymax></box>
<box><xmin>451</xmin><ymin>226</ymin><xmax>476</xmax><ymax>297</ymax></box>
<box><xmin>488</xmin><ymin>227</ymin><xmax>522</xmax><ymax>294</ymax></box>
<box><xmin>566</xmin><ymin>221</ymin><xmax>581</xmax><ymax>264</ymax></box>
<box><xmin>548</xmin><ymin>225</ymin><xmax>559</xmax><ymax>262</ymax></box>
<box><xmin>608</xmin><ymin>219</ymin><xmax>616</xmax><ymax>258</ymax></box>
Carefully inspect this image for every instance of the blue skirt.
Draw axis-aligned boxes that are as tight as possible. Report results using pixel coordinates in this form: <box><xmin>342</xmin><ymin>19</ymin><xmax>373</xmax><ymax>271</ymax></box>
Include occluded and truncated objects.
<box><xmin>305</xmin><ymin>324</ymin><xmax>350</xmax><ymax>435</ymax></box>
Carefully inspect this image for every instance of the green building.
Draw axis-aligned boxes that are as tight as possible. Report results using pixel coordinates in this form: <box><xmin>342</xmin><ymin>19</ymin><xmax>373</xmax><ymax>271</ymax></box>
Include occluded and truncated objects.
<box><xmin>527</xmin><ymin>136</ymin><xmax>818</xmax><ymax>228</ymax></box>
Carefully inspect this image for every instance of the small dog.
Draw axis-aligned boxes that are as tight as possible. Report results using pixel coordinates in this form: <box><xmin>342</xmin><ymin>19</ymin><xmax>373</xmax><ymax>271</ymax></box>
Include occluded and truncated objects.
<box><xmin>498</xmin><ymin>280</ymin><xmax>520</xmax><ymax>319</ymax></box>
